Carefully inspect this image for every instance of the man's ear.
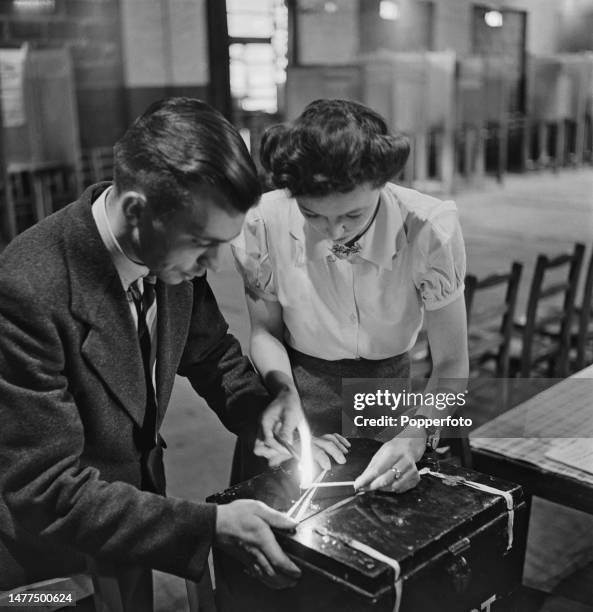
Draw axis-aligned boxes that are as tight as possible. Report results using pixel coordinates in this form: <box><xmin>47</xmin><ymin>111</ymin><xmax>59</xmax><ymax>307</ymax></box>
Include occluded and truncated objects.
<box><xmin>120</xmin><ymin>191</ymin><xmax>148</xmax><ymax>227</ymax></box>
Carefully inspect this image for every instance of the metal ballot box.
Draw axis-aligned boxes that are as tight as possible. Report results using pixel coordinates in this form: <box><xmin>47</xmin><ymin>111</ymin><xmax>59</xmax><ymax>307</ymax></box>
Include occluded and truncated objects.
<box><xmin>207</xmin><ymin>439</ymin><xmax>527</xmax><ymax>612</ymax></box>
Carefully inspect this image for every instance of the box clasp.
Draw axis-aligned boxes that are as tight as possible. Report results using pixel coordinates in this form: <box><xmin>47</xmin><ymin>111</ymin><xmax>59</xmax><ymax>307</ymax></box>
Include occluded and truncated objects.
<box><xmin>447</xmin><ymin>537</ymin><xmax>472</xmax><ymax>593</ymax></box>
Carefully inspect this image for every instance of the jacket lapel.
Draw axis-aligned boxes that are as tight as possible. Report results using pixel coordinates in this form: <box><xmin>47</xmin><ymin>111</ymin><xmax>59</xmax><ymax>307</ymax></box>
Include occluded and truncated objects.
<box><xmin>155</xmin><ymin>281</ymin><xmax>192</xmax><ymax>427</ymax></box>
<box><xmin>65</xmin><ymin>184</ymin><xmax>147</xmax><ymax>428</ymax></box>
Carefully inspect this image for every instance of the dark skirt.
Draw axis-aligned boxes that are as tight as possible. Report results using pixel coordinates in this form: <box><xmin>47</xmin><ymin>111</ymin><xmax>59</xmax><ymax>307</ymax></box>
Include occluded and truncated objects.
<box><xmin>230</xmin><ymin>348</ymin><xmax>410</xmax><ymax>484</ymax></box>
<box><xmin>288</xmin><ymin>347</ymin><xmax>411</xmax><ymax>436</ymax></box>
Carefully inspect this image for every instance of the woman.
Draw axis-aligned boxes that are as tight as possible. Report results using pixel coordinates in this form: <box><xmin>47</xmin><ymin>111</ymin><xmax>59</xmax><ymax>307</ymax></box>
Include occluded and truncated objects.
<box><xmin>232</xmin><ymin>99</ymin><xmax>468</xmax><ymax>492</ymax></box>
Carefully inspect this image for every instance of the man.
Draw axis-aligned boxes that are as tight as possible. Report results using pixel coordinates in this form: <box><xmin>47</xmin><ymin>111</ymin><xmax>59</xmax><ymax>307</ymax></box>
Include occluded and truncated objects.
<box><xmin>0</xmin><ymin>98</ymin><xmax>301</xmax><ymax>605</ymax></box>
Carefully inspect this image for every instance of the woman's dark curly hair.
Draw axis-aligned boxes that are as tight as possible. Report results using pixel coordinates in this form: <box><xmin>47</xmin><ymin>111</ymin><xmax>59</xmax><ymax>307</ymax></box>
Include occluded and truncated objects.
<box><xmin>260</xmin><ymin>99</ymin><xmax>410</xmax><ymax>197</ymax></box>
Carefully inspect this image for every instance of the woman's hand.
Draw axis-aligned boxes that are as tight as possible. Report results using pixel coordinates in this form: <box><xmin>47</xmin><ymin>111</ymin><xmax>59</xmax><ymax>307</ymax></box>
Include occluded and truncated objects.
<box><xmin>353</xmin><ymin>426</ymin><xmax>426</xmax><ymax>493</ymax></box>
<box><xmin>255</xmin><ymin>425</ymin><xmax>351</xmax><ymax>470</ymax></box>
<box><xmin>311</xmin><ymin>433</ymin><xmax>351</xmax><ymax>470</ymax></box>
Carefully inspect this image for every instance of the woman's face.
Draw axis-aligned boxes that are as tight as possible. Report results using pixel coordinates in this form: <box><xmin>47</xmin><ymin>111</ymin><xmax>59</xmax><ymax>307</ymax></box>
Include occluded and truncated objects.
<box><xmin>296</xmin><ymin>183</ymin><xmax>382</xmax><ymax>242</ymax></box>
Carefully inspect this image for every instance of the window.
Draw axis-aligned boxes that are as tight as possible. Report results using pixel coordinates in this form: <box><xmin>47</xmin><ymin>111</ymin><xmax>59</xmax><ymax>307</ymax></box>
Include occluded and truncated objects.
<box><xmin>227</xmin><ymin>0</ymin><xmax>288</xmax><ymax>114</ymax></box>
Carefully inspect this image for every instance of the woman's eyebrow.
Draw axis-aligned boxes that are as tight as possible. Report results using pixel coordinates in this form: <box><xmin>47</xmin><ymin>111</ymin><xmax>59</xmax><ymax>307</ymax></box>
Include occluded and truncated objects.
<box><xmin>298</xmin><ymin>204</ymin><xmax>367</xmax><ymax>215</ymax></box>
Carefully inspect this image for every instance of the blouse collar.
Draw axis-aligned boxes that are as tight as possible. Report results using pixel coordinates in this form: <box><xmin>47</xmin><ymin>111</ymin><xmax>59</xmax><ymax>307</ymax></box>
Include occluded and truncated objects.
<box><xmin>287</xmin><ymin>185</ymin><xmax>407</xmax><ymax>270</ymax></box>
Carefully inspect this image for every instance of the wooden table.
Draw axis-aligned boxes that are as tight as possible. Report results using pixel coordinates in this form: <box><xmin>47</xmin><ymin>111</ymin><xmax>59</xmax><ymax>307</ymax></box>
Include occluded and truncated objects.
<box><xmin>470</xmin><ymin>365</ymin><xmax>593</xmax><ymax>514</ymax></box>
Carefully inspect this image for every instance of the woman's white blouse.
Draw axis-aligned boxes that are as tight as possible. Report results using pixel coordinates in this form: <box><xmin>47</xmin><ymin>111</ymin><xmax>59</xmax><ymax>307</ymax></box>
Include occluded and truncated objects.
<box><xmin>231</xmin><ymin>183</ymin><xmax>466</xmax><ymax>360</ymax></box>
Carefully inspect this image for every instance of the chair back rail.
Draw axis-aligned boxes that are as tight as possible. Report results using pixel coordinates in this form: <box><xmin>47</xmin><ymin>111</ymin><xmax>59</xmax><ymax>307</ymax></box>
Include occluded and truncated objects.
<box><xmin>575</xmin><ymin>246</ymin><xmax>593</xmax><ymax>370</ymax></box>
<box><xmin>465</xmin><ymin>261</ymin><xmax>523</xmax><ymax>378</ymax></box>
<box><xmin>519</xmin><ymin>242</ymin><xmax>585</xmax><ymax>377</ymax></box>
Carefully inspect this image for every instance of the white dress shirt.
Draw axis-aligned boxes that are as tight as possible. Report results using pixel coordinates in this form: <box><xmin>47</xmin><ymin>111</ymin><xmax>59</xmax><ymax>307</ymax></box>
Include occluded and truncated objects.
<box><xmin>92</xmin><ymin>187</ymin><xmax>158</xmax><ymax>390</ymax></box>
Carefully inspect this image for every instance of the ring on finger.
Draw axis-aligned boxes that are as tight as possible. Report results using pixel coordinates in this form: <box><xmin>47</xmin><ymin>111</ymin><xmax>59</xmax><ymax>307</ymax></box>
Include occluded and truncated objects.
<box><xmin>390</xmin><ymin>465</ymin><xmax>401</xmax><ymax>480</ymax></box>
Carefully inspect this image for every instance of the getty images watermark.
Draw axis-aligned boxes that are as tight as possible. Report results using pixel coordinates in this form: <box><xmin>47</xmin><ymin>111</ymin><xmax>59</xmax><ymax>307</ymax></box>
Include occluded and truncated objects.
<box><xmin>341</xmin><ymin>378</ymin><xmax>473</xmax><ymax>440</ymax></box>
<box><xmin>351</xmin><ymin>388</ymin><xmax>472</xmax><ymax>429</ymax></box>
<box><xmin>343</xmin><ymin>376</ymin><xmax>593</xmax><ymax>439</ymax></box>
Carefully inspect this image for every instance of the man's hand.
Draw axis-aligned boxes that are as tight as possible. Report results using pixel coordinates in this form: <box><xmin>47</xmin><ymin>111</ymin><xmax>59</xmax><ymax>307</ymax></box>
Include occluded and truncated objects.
<box><xmin>353</xmin><ymin>426</ymin><xmax>426</xmax><ymax>493</ymax></box>
<box><xmin>257</xmin><ymin>387</ymin><xmax>305</xmax><ymax>462</ymax></box>
<box><xmin>215</xmin><ymin>500</ymin><xmax>301</xmax><ymax>589</ymax></box>
<box><xmin>255</xmin><ymin>383</ymin><xmax>351</xmax><ymax>469</ymax></box>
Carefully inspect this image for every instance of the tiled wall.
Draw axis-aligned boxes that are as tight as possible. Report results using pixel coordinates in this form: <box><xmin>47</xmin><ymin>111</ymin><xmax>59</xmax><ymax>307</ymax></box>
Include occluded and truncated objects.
<box><xmin>296</xmin><ymin>0</ymin><xmax>587</xmax><ymax>64</ymax></box>
<box><xmin>559</xmin><ymin>0</ymin><xmax>593</xmax><ymax>52</ymax></box>
<box><xmin>431</xmin><ymin>0</ymin><xmax>562</xmax><ymax>56</ymax></box>
<box><xmin>119</xmin><ymin>0</ymin><xmax>208</xmax><ymax>121</ymax></box>
<box><xmin>0</xmin><ymin>0</ymin><xmax>126</xmax><ymax>148</ymax></box>
<box><xmin>0</xmin><ymin>0</ymin><xmax>210</xmax><ymax>149</ymax></box>
<box><xmin>1</xmin><ymin>0</ymin><xmax>590</xmax><ymax>145</ymax></box>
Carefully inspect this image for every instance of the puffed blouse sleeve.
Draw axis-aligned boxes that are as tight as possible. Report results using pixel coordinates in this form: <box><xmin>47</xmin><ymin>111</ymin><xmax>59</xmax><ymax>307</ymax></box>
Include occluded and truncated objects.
<box><xmin>231</xmin><ymin>206</ymin><xmax>278</xmax><ymax>301</ymax></box>
<box><xmin>411</xmin><ymin>204</ymin><xmax>467</xmax><ymax>311</ymax></box>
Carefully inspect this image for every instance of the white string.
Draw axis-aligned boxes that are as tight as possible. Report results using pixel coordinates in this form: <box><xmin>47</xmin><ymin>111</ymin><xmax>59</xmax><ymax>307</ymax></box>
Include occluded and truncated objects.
<box><xmin>418</xmin><ymin>468</ymin><xmax>515</xmax><ymax>550</ymax></box>
<box><xmin>286</xmin><ymin>469</ymin><xmax>329</xmax><ymax>520</ymax></box>
<box><xmin>315</xmin><ymin>525</ymin><xmax>402</xmax><ymax>612</ymax></box>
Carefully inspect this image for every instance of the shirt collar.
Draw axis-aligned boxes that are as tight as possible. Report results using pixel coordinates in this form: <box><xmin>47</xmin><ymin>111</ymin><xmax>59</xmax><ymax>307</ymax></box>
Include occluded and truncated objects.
<box><xmin>287</xmin><ymin>186</ymin><xmax>407</xmax><ymax>270</ymax></box>
<box><xmin>91</xmin><ymin>186</ymin><xmax>150</xmax><ymax>291</ymax></box>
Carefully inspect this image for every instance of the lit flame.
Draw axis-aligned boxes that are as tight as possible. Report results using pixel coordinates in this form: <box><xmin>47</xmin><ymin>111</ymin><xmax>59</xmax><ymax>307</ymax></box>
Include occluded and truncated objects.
<box><xmin>297</xmin><ymin>420</ymin><xmax>315</xmax><ymax>489</ymax></box>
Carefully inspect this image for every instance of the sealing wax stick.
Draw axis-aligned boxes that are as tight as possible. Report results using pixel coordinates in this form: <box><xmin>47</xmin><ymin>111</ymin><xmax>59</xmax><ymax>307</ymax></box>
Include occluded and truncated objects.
<box><xmin>311</xmin><ymin>481</ymin><xmax>355</xmax><ymax>488</ymax></box>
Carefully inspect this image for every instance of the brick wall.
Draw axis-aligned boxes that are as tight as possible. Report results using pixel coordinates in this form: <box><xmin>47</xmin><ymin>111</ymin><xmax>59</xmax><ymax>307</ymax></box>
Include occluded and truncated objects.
<box><xmin>0</xmin><ymin>0</ymin><xmax>127</xmax><ymax>148</ymax></box>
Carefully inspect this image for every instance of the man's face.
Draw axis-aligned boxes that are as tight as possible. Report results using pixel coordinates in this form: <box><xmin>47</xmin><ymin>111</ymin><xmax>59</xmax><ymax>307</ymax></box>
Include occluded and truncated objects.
<box><xmin>136</xmin><ymin>186</ymin><xmax>245</xmax><ymax>285</ymax></box>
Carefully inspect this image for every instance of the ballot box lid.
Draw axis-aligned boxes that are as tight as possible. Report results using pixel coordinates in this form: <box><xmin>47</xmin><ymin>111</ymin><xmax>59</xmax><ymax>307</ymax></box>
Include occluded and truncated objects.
<box><xmin>207</xmin><ymin>438</ymin><xmax>523</xmax><ymax>601</ymax></box>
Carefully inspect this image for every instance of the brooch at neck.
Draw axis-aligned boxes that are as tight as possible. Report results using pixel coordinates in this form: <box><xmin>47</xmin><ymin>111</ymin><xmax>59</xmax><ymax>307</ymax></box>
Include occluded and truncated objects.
<box><xmin>330</xmin><ymin>242</ymin><xmax>362</xmax><ymax>260</ymax></box>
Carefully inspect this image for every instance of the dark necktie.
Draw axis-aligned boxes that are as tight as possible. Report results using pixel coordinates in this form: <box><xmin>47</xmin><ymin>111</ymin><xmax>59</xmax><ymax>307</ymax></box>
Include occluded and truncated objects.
<box><xmin>128</xmin><ymin>277</ymin><xmax>157</xmax><ymax>452</ymax></box>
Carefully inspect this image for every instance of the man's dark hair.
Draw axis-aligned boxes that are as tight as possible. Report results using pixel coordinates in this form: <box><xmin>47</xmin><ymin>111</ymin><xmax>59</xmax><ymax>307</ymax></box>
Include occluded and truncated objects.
<box><xmin>260</xmin><ymin>98</ymin><xmax>410</xmax><ymax>197</ymax></box>
<box><xmin>113</xmin><ymin>97</ymin><xmax>261</xmax><ymax>216</ymax></box>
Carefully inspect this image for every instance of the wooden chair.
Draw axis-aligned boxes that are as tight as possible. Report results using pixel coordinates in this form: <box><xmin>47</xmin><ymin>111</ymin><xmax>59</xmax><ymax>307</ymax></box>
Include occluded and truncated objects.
<box><xmin>556</xmin><ymin>244</ymin><xmax>593</xmax><ymax>372</ymax></box>
<box><xmin>90</xmin><ymin>147</ymin><xmax>114</xmax><ymax>183</ymax></box>
<box><xmin>459</xmin><ymin>263</ymin><xmax>524</xmax><ymax>433</ymax></box>
<box><xmin>415</xmin><ymin>266</ymin><xmax>523</xmax><ymax>466</ymax></box>
<box><xmin>80</xmin><ymin>150</ymin><xmax>95</xmax><ymax>188</ymax></box>
<box><xmin>87</xmin><ymin>558</ymin><xmax>205</xmax><ymax>612</ymax></box>
<box><xmin>0</xmin><ymin>570</ymin><xmax>204</xmax><ymax>612</ymax></box>
<box><xmin>35</xmin><ymin>165</ymin><xmax>79</xmax><ymax>216</ymax></box>
<box><xmin>510</xmin><ymin>243</ymin><xmax>585</xmax><ymax>378</ymax></box>
<box><xmin>464</xmin><ymin>262</ymin><xmax>523</xmax><ymax>378</ymax></box>
<box><xmin>5</xmin><ymin>162</ymin><xmax>79</xmax><ymax>235</ymax></box>
<box><xmin>5</xmin><ymin>167</ymin><xmax>36</xmax><ymax>235</ymax></box>
<box><xmin>80</xmin><ymin>147</ymin><xmax>114</xmax><ymax>188</ymax></box>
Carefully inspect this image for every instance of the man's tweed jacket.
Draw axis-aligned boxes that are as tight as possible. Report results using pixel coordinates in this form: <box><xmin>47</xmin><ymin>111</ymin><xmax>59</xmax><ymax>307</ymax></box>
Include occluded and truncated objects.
<box><xmin>0</xmin><ymin>183</ymin><xmax>269</xmax><ymax>589</ymax></box>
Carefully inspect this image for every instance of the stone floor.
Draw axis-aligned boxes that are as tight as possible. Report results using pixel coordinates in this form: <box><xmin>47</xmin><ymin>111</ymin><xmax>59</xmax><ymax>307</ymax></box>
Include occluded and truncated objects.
<box><xmin>108</xmin><ymin>169</ymin><xmax>593</xmax><ymax>610</ymax></box>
